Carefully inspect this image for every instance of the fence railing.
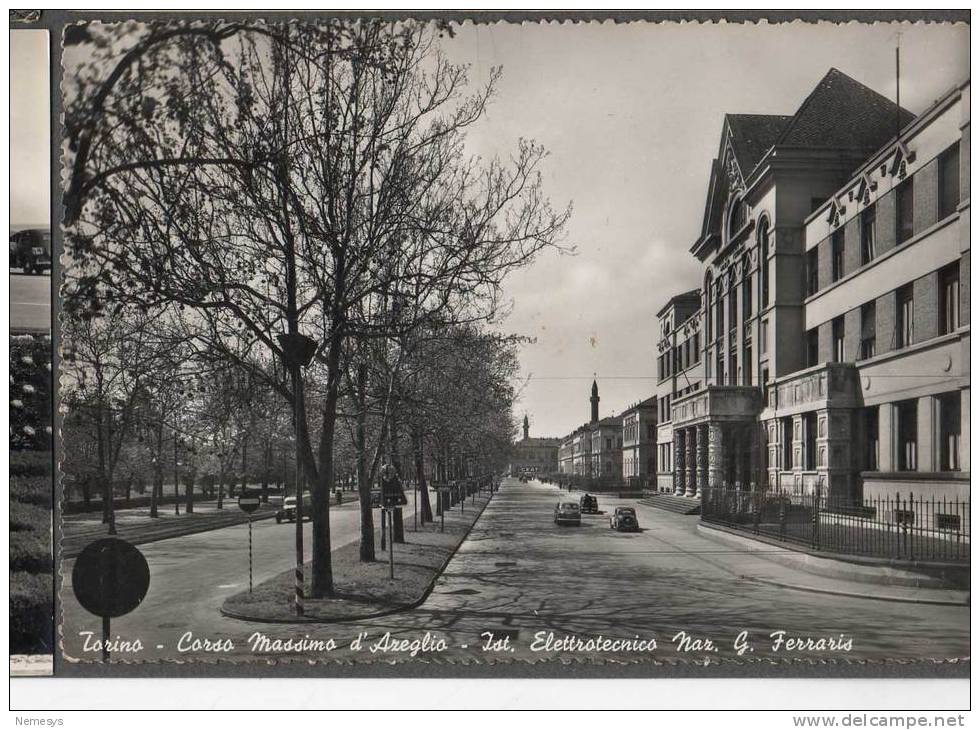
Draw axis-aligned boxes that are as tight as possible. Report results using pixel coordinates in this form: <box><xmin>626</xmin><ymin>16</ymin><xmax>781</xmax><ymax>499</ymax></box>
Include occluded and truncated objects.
<box><xmin>700</xmin><ymin>486</ymin><xmax>969</xmax><ymax>562</ymax></box>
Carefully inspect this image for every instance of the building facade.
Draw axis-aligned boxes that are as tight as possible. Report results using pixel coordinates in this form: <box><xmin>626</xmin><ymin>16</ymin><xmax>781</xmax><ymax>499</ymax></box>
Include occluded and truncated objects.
<box><xmin>656</xmin><ymin>69</ymin><xmax>968</xmax><ymax>510</ymax></box>
<box><xmin>509</xmin><ymin>414</ymin><xmax>560</xmax><ymax>476</ymax></box>
<box><xmin>655</xmin><ymin>291</ymin><xmax>704</xmax><ymax>493</ymax></box>
<box><xmin>590</xmin><ymin>415</ymin><xmax>623</xmax><ymax>478</ymax></box>
<box><xmin>621</xmin><ymin>396</ymin><xmax>658</xmax><ymax>487</ymax></box>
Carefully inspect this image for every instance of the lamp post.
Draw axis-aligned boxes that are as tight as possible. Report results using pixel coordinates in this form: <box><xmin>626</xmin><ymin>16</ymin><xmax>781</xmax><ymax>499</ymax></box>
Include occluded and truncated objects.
<box><xmin>277</xmin><ymin>332</ymin><xmax>319</xmax><ymax>618</ymax></box>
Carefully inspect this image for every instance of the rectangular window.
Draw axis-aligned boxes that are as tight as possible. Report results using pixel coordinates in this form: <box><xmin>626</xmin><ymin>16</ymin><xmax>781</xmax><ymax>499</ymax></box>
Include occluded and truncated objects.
<box><xmin>938</xmin><ymin>142</ymin><xmax>960</xmax><ymax>219</ymax></box>
<box><xmin>729</xmin><ymin>353</ymin><xmax>737</xmax><ymax>386</ymax></box>
<box><xmin>832</xmin><ymin>316</ymin><xmax>845</xmax><ymax>363</ymax></box>
<box><xmin>727</xmin><ymin>289</ymin><xmax>736</xmax><ymax>333</ymax></box>
<box><xmin>831</xmin><ymin>229</ymin><xmax>845</xmax><ymax>282</ymax></box>
<box><xmin>863</xmin><ymin>406</ymin><xmax>879</xmax><ymax>471</ymax></box>
<box><xmin>860</xmin><ymin>302</ymin><xmax>876</xmax><ymax>359</ymax></box>
<box><xmin>897</xmin><ymin>400</ymin><xmax>917</xmax><ymax>471</ymax></box>
<box><xmin>806</xmin><ymin>248</ymin><xmax>819</xmax><ymax>295</ymax></box>
<box><xmin>938</xmin><ymin>392</ymin><xmax>961</xmax><ymax>471</ymax></box>
<box><xmin>693</xmin><ymin>333</ymin><xmax>700</xmax><ymax>363</ymax></box>
<box><xmin>896</xmin><ymin>285</ymin><xmax>914</xmax><ymax>348</ymax></box>
<box><xmin>760</xmin><ymin>319</ymin><xmax>768</xmax><ymax>354</ymax></box>
<box><xmin>803</xmin><ymin>413</ymin><xmax>817</xmax><ymax>471</ymax></box>
<box><xmin>716</xmin><ymin>352</ymin><xmax>724</xmax><ymax>386</ymax></box>
<box><xmin>861</xmin><ymin>204</ymin><xmax>876</xmax><ymax>265</ymax></box>
<box><xmin>781</xmin><ymin>417</ymin><xmax>793</xmax><ymax>469</ymax></box>
<box><xmin>805</xmin><ymin>328</ymin><xmax>819</xmax><ymax>367</ymax></box>
<box><xmin>657</xmin><ymin>356</ymin><xmax>664</xmax><ymax>381</ymax></box>
<box><xmin>715</xmin><ymin>295</ymin><xmax>724</xmax><ymax>341</ymax></box>
<box><xmin>743</xmin><ymin>345</ymin><xmax>752</xmax><ymax>386</ymax></box>
<box><xmin>896</xmin><ymin>179</ymin><xmax>914</xmax><ymax>245</ymax></box>
<box><xmin>939</xmin><ymin>262</ymin><xmax>960</xmax><ymax>336</ymax></box>
<box><xmin>742</xmin><ymin>273</ymin><xmax>752</xmax><ymax>321</ymax></box>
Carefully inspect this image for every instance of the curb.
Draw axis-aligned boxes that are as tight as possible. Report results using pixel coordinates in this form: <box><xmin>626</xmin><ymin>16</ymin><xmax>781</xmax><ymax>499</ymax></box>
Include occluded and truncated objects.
<box><xmin>220</xmin><ymin>489</ymin><xmax>497</xmax><ymax>625</ymax></box>
<box><xmin>697</xmin><ymin>523</ymin><xmax>970</xmax><ymax>605</ymax></box>
<box><xmin>743</xmin><ymin>575</ymin><xmax>970</xmax><ymax>607</ymax></box>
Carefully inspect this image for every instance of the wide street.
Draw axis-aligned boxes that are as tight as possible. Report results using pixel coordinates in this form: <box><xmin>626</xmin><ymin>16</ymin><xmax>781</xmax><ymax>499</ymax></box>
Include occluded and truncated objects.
<box><xmin>60</xmin><ymin>478</ymin><xmax>970</xmax><ymax>667</ymax></box>
<box><xmin>10</xmin><ymin>272</ymin><xmax>50</xmax><ymax>332</ymax></box>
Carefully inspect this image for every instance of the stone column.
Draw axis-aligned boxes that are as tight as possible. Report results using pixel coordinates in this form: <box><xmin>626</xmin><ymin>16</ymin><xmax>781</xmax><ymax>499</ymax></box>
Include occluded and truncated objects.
<box><xmin>685</xmin><ymin>427</ymin><xmax>697</xmax><ymax>497</ymax></box>
<box><xmin>695</xmin><ymin>424</ymin><xmax>708</xmax><ymax>499</ymax></box>
<box><xmin>673</xmin><ymin>431</ymin><xmax>686</xmax><ymax>496</ymax></box>
<box><xmin>707</xmin><ymin>422</ymin><xmax>724</xmax><ymax>490</ymax></box>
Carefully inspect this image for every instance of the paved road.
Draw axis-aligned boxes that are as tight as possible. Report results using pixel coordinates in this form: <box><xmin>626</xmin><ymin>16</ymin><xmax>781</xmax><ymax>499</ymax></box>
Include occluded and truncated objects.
<box><xmin>60</xmin><ymin>478</ymin><xmax>969</xmax><ymax>666</ymax></box>
<box><xmin>10</xmin><ymin>273</ymin><xmax>50</xmax><ymax>331</ymax></box>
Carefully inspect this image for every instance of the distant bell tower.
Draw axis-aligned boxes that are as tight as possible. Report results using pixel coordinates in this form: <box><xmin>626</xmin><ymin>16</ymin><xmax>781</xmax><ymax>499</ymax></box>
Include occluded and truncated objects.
<box><xmin>522</xmin><ymin>414</ymin><xmax>530</xmax><ymax>441</ymax></box>
<box><xmin>590</xmin><ymin>377</ymin><xmax>600</xmax><ymax>424</ymax></box>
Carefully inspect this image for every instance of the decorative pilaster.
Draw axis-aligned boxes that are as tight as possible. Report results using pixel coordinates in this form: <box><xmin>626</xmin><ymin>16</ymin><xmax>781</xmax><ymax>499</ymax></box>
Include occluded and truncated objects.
<box><xmin>695</xmin><ymin>424</ymin><xmax>708</xmax><ymax>499</ymax></box>
<box><xmin>707</xmin><ymin>422</ymin><xmax>724</xmax><ymax>490</ymax></box>
<box><xmin>673</xmin><ymin>431</ymin><xmax>686</xmax><ymax>496</ymax></box>
<box><xmin>685</xmin><ymin>427</ymin><xmax>697</xmax><ymax>497</ymax></box>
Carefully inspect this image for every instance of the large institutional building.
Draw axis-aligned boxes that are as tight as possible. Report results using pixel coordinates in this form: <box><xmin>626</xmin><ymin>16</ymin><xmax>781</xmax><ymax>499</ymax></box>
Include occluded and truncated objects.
<box><xmin>533</xmin><ymin>69</ymin><xmax>968</xmax><ymax>523</ymax></box>
<box><xmin>508</xmin><ymin>414</ymin><xmax>560</xmax><ymax>476</ymax></box>
<box><xmin>656</xmin><ymin>69</ymin><xmax>969</xmax><ymax>510</ymax></box>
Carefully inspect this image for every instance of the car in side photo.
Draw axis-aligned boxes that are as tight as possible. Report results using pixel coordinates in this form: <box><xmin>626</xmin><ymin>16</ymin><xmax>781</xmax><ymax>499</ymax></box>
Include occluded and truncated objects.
<box><xmin>554</xmin><ymin>501</ymin><xmax>581</xmax><ymax>526</ymax></box>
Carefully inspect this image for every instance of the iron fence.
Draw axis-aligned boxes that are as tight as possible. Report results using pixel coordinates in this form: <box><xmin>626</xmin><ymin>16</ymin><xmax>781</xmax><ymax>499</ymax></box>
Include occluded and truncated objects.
<box><xmin>701</xmin><ymin>486</ymin><xmax>969</xmax><ymax>562</ymax></box>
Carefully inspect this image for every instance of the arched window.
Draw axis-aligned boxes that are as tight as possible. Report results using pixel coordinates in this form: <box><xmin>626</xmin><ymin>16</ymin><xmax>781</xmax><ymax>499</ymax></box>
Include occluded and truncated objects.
<box><xmin>758</xmin><ymin>216</ymin><xmax>771</xmax><ymax>306</ymax></box>
<box><xmin>729</xmin><ymin>196</ymin><xmax>747</xmax><ymax>239</ymax></box>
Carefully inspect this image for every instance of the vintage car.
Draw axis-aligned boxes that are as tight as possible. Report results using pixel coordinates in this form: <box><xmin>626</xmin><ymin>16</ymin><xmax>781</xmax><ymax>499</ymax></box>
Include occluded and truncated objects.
<box><xmin>553</xmin><ymin>501</ymin><xmax>581</xmax><ymax>526</ymax></box>
<box><xmin>10</xmin><ymin>228</ymin><xmax>51</xmax><ymax>275</ymax></box>
<box><xmin>275</xmin><ymin>494</ymin><xmax>310</xmax><ymax>523</ymax></box>
<box><xmin>579</xmin><ymin>493</ymin><xmax>599</xmax><ymax>514</ymax></box>
<box><xmin>609</xmin><ymin>506</ymin><xmax>640</xmax><ymax>532</ymax></box>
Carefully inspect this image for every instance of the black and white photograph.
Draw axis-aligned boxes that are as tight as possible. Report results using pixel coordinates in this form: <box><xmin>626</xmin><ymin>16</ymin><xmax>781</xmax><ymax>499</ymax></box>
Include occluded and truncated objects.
<box><xmin>6</xmin><ymin>8</ymin><xmax>974</xmax><ymax>714</ymax></box>
<box><xmin>9</xmin><ymin>24</ymin><xmax>54</xmax><ymax>677</ymax></box>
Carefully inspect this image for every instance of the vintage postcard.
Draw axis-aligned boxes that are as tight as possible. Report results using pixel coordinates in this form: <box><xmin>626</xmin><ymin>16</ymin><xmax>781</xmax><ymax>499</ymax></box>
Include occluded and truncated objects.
<box><xmin>12</xmin><ymin>10</ymin><xmax>976</xmax><ymax>705</ymax></box>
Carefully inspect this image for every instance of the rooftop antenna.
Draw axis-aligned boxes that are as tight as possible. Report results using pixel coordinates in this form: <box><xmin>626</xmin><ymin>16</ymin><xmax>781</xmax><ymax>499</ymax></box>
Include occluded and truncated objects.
<box><xmin>895</xmin><ymin>30</ymin><xmax>903</xmax><ymax>142</ymax></box>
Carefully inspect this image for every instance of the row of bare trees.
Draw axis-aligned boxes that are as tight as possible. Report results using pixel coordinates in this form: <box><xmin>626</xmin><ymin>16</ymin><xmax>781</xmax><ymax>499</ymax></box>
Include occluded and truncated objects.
<box><xmin>61</xmin><ymin>19</ymin><xmax>569</xmax><ymax>597</ymax></box>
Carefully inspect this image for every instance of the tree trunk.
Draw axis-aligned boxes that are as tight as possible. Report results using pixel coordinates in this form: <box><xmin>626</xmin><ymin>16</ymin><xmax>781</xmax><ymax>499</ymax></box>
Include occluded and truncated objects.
<box><xmin>185</xmin><ymin>469</ymin><xmax>195</xmax><ymax>514</ymax></box>
<box><xmin>261</xmin><ymin>443</ymin><xmax>270</xmax><ymax>503</ymax></box>
<box><xmin>241</xmin><ymin>434</ymin><xmax>249</xmax><ymax>496</ymax></box>
<box><xmin>412</xmin><ymin>429</ymin><xmax>433</xmax><ymax>523</ymax></box>
<box><xmin>355</xmin><ymin>361</ymin><xmax>375</xmax><ymax>562</ymax></box>
<box><xmin>389</xmin><ymin>414</ymin><xmax>405</xmax><ymax>543</ymax></box>
<box><xmin>217</xmin><ymin>469</ymin><xmax>225</xmax><ymax>510</ymax></box>
<box><xmin>82</xmin><ymin>475</ymin><xmax>92</xmax><ymax>510</ymax></box>
<box><xmin>124</xmin><ymin>473</ymin><xmax>133</xmax><ymax>507</ymax></box>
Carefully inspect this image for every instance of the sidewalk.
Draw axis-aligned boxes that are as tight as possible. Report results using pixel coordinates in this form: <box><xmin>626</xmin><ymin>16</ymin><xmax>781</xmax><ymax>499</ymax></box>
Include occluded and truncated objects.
<box><xmin>695</xmin><ymin>523</ymin><xmax>970</xmax><ymax>606</ymax></box>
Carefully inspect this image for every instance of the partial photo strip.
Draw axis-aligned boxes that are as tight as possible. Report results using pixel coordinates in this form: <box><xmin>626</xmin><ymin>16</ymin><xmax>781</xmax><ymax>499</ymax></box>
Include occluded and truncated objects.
<box><xmin>10</xmin><ymin>24</ymin><xmax>54</xmax><ymax>677</ymax></box>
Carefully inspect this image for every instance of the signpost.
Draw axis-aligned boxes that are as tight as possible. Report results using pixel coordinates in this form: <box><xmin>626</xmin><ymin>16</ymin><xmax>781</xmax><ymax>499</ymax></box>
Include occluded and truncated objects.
<box><xmin>71</xmin><ymin>538</ymin><xmax>150</xmax><ymax>662</ymax></box>
<box><xmin>378</xmin><ymin>463</ymin><xmax>408</xmax><ymax>579</ymax></box>
<box><xmin>238</xmin><ymin>493</ymin><xmax>261</xmax><ymax>592</ymax></box>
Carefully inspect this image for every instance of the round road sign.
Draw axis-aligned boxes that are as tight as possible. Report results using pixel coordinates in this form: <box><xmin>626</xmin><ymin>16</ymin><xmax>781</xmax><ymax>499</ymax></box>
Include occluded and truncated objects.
<box><xmin>238</xmin><ymin>494</ymin><xmax>261</xmax><ymax>513</ymax></box>
<box><xmin>71</xmin><ymin>538</ymin><xmax>150</xmax><ymax>619</ymax></box>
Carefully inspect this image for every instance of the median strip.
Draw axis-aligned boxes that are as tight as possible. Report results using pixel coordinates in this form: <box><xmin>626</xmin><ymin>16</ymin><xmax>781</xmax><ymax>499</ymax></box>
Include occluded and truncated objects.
<box><xmin>221</xmin><ymin>492</ymin><xmax>493</xmax><ymax>623</ymax></box>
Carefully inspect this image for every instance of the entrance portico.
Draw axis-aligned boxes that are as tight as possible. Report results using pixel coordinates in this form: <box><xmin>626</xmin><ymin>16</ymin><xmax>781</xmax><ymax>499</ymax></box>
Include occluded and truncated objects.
<box><xmin>671</xmin><ymin>386</ymin><xmax>763</xmax><ymax>497</ymax></box>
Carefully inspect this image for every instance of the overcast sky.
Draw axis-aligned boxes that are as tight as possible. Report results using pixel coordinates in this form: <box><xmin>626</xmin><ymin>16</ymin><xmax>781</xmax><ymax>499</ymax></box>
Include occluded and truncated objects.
<box><xmin>441</xmin><ymin>20</ymin><xmax>969</xmax><ymax>439</ymax></box>
<box><xmin>10</xmin><ymin>30</ymin><xmax>49</xmax><ymax>228</ymax></box>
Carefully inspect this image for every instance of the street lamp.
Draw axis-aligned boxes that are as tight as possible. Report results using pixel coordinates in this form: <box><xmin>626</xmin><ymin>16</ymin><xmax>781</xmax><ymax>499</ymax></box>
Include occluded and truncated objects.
<box><xmin>277</xmin><ymin>331</ymin><xmax>318</xmax><ymax>618</ymax></box>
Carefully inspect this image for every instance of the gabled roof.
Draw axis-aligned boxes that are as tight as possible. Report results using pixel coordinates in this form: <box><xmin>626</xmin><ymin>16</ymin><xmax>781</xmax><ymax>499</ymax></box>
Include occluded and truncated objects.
<box><xmin>774</xmin><ymin>68</ymin><xmax>914</xmax><ymax>153</ymax></box>
<box><xmin>727</xmin><ymin>114</ymin><xmax>793</xmax><ymax>176</ymax></box>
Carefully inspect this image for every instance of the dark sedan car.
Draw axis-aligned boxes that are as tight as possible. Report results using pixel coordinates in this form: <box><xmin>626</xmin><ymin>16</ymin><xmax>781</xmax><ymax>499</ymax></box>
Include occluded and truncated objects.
<box><xmin>609</xmin><ymin>506</ymin><xmax>640</xmax><ymax>532</ymax></box>
<box><xmin>553</xmin><ymin>501</ymin><xmax>581</xmax><ymax>526</ymax></box>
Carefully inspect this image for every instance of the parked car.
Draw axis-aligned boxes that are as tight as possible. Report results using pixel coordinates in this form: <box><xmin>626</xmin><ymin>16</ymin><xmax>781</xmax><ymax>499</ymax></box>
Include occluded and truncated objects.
<box><xmin>10</xmin><ymin>228</ymin><xmax>51</xmax><ymax>275</ymax></box>
<box><xmin>275</xmin><ymin>494</ymin><xmax>310</xmax><ymax>523</ymax></box>
<box><xmin>579</xmin><ymin>493</ymin><xmax>598</xmax><ymax>514</ymax></box>
<box><xmin>609</xmin><ymin>506</ymin><xmax>640</xmax><ymax>532</ymax></box>
<box><xmin>554</xmin><ymin>501</ymin><xmax>581</xmax><ymax>526</ymax></box>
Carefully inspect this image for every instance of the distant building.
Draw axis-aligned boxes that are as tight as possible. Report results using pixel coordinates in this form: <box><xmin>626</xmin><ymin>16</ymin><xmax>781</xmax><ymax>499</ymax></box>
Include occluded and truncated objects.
<box><xmin>509</xmin><ymin>414</ymin><xmax>560</xmax><ymax>476</ymax></box>
<box><xmin>590</xmin><ymin>415</ymin><xmax>623</xmax><ymax>478</ymax></box>
<box><xmin>621</xmin><ymin>395</ymin><xmax>658</xmax><ymax>487</ymax></box>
